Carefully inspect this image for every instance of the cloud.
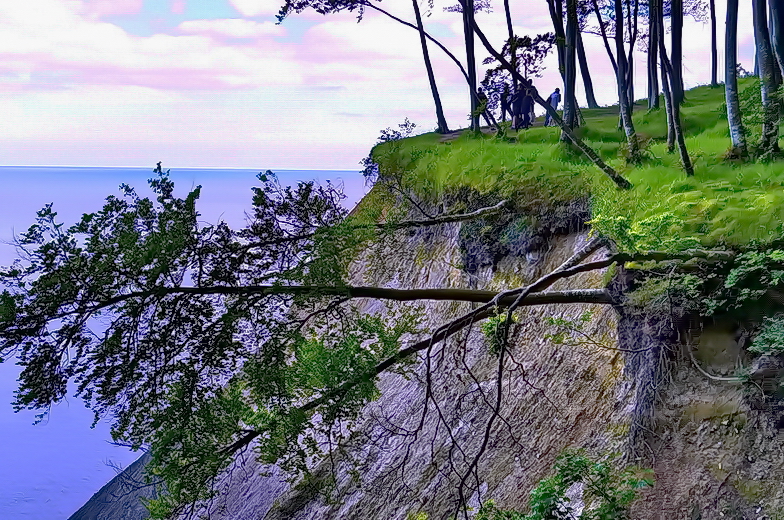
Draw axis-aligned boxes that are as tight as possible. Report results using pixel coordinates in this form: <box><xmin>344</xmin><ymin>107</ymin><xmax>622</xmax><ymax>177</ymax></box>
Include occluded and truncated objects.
<box><xmin>229</xmin><ymin>0</ymin><xmax>282</xmax><ymax>18</ymax></box>
<box><xmin>0</xmin><ymin>0</ymin><xmax>302</xmax><ymax>90</ymax></box>
<box><xmin>80</xmin><ymin>0</ymin><xmax>143</xmax><ymax>18</ymax></box>
<box><xmin>178</xmin><ymin>19</ymin><xmax>284</xmax><ymax>38</ymax></box>
<box><xmin>171</xmin><ymin>0</ymin><xmax>186</xmax><ymax>15</ymax></box>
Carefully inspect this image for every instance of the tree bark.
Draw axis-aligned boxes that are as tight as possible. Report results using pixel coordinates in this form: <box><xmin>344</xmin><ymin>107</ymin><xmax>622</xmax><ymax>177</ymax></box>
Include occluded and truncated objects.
<box><xmin>591</xmin><ymin>0</ymin><xmax>618</xmax><ymax>74</ymax></box>
<box><xmin>412</xmin><ymin>0</ymin><xmax>449</xmax><ymax>134</ymax></box>
<box><xmin>616</xmin><ymin>0</ymin><xmax>641</xmax><ymax>162</ymax></box>
<box><xmin>710</xmin><ymin>0</ymin><xmax>718</xmax><ymax>86</ymax></box>
<box><xmin>770</xmin><ymin>0</ymin><xmax>784</xmax><ymax>82</ymax></box>
<box><xmin>725</xmin><ymin>0</ymin><xmax>748</xmax><ymax>156</ymax></box>
<box><xmin>463</xmin><ymin>0</ymin><xmax>480</xmax><ymax>132</ymax></box>
<box><xmin>562</xmin><ymin>0</ymin><xmax>579</xmax><ymax>140</ymax></box>
<box><xmin>503</xmin><ymin>0</ymin><xmax>517</xmax><ymax>94</ymax></box>
<box><xmin>647</xmin><ymin>0</ymin><xmax>660</xmax><ymax>109</ymax></box>
<box><xmin>577</xmin><ymin>31</ymin><xmax>600</xmax><ymax>108</ymax></box>
<box><xmin>671</xmin><ymin>0</ymin><xmax>685</xmax><ymax>105</ymax></box>
<box><xmin>753</xmin><ymin>0</ymin><xmax>781</xmax><ymax>156</ymax></box>
<box><xmin>658</xmin><ymin>0</ymin><xmax>694</xmax><ymax>174</ymax></box>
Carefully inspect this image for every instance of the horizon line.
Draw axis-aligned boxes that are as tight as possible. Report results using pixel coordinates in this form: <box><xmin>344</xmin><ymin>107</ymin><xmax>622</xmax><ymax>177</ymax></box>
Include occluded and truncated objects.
<box><xmin>0</xmin><ymin>165</ymin><xmax>361</xmax><ymax>171</ymax></box>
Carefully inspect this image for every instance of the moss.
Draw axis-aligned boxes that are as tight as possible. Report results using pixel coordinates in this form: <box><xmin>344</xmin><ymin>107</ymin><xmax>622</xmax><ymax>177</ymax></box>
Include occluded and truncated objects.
<box><xmin>731</xmin><ymin>477</ymin><xmax>769</xmax><ymax>504</ymax></box>
<box><xmin>605</xmin><ymin>421</ymin><xmax>631</xmax><ymax>440</ymax></box>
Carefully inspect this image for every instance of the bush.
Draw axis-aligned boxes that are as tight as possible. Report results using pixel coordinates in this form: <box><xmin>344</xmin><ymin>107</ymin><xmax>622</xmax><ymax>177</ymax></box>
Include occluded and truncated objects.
<box><xmin>749</xmin><ymin>314</ymin><xmax>784</xmax><ymax>356</ymax></box>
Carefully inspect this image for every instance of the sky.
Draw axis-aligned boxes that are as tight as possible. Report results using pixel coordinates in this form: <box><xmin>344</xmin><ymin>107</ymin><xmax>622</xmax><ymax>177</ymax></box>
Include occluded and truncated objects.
<box><xmin>0</xmin><ymin>0</ymin><xmax>757</xmax><ymax>170</ymax></box>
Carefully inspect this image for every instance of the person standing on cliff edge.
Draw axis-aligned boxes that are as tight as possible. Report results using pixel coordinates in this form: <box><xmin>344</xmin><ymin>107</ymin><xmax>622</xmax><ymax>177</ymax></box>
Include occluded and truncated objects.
<box><xmin>544</xmin><ymin>88</ymin><xmax>561</xmax><ymax>127</ymax></box>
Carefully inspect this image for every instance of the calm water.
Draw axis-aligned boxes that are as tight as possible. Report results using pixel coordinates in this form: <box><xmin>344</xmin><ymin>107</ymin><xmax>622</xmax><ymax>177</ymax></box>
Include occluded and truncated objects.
<box><xmin>0</xmin><ymin>166</ymin><xmax>367</xmax><ymax>519</ymax></box>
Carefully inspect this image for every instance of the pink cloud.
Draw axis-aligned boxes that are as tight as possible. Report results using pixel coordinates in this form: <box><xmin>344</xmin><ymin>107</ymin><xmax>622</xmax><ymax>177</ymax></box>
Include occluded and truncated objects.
<box><xmin>171</xmin><ymin>0</ymin><xmax>186</xmax><ymax>15</ymax></box>
<box><xmin>81</xmin><ymin>0</ymin><xmax>143</xmax><ymax>18</ymax></box>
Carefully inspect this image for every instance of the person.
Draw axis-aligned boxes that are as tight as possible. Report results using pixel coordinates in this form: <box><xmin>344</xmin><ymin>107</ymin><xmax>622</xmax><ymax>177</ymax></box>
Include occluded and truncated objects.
<box><xmin>520</xmin><ymin>86</ymin><xmax>534</xmax><ymax>129</ymax></box>
<box><xmin>476</xmin><ymin>87</ymin><xmax>494</xmax><ymax>128</ymax></box>
<box><xmin>500</xmin><ymin>83</ymin><xmax>511</xmax><ymax>122</ymax></box>
<box><xmin>544</xmin><ymin>88</ymin><xmax>561</xmax><ymax>127</ymax></box>
<box><xmin>511</xmin><ymin>87</ymin><xmax>523</xmax><ymax>130</ymax></box>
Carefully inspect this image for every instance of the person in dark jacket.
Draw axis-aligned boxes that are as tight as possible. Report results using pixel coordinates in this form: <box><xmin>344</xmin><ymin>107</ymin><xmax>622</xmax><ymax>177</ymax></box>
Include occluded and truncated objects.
<box><xmin>500</xmin><ymin>83</ymin><xmax>511</xmax><ymax>122</ymax></box>
<box><xmin>518</xmin><ymin>80</ymin><xmax>534</xmax><ymax>129</ymax></box>
<box><xmin>511</xmin><ymin>88</ymin><xmax>523</xmax><ymax>130</ymax></box>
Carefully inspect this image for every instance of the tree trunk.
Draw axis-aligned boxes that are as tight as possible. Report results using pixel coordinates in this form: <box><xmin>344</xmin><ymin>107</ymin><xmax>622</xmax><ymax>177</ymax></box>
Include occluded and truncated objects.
<box><xmin>463</xmin><ymin>0</ymin><xmax>479</xmax><ymax>132</ymax></box>
<box><xmin>625</xmin><ymin>0</ymin><xmax>638</xmax><ymax>106</ymax></box>
<box><xmin>591</xmin><ymin>0</ymin><xmax>618</xmax><ymax>74</ymax></box>
<box><xmin>753</xmin><ymin>0</ymin><xmax>781</xmax><ymax>156</ymax></box>
<box><xmin>755</xmin><ymin>47</ymin><xmax>760</xmax><ymax>76</ymax></box>
<box><xmin>412</xmin><ymin>0</ymin><xmax>449</xmax><ymax>134</ymax></box>
<box><xmin>671</xmin><ymin>0</ymin><xmax>685</xmax><ymax>104</ymax></box>
<box><xmin>658</xmin><ymin>0</ymin><xmax>693</xmax><ymax>174</ymax></box>
<box><xmin>710</xmin><ymin>0</ymin><xmax>718</xmax><ymax>86</ymax></box>
<box><xmin>615</xmin><ymin>0</ymin><xmax>640</xmax><ymax>162</ymax></box>
<box><xmin>562</xmin><ymin>0</ymin><xmax>579</xmax><ymax>140</ymax></box>
<box><xmin>503</xmin><ymin>0</ymin><xmax>517</xmax><ymax>94</ymax></box>
<box><xmin>768</xmin><ymin>0</ymin><xmax>784</xmax><ymax>85</ymax></box>
<box><xmin>577</xmin><ymin>31</ymin><xmax>600</xmax><ymax>108</ymax></box>
<box><xmin>770</xmin><ymin>1</ymin><xmax>784</xmax><ymax>82</ymax></box>
<box><xmin>725</xmin><ymin>0</ymin><xmax>748</xmax><ymax>157</ymax></box>
<box><xmin>647</xmin><ymin>0</ymin><xmax>660</xmax><ymax>109</ymax></box>
<box><xmin>547</xmin><ymin>0</ymin><xmax>567</xmax><ymax>82</ymax></box>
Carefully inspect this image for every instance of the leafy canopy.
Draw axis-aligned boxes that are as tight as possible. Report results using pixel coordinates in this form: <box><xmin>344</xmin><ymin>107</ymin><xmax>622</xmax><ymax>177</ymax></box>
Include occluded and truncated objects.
<box><xmin>0</xmin><ymin>171</ymin><xmax>413</xmax><ymax>517</ymax></box>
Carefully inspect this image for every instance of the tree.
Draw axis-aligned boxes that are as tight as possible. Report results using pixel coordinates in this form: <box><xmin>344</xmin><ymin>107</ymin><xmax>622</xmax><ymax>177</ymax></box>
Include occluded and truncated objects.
<box><xmin>753</xmin><ymin>0</ymin><xmax>781</xmax><ymax>157</ymax></box>
<box><xmin>655</xmin><ymin>0</ymin><xmax>694</xmax><ymax>174</ymax></box>
<box><xmin>670</xmin><ymin>0</ymin><xmax>685</xmax><ymax>105</ymax></box>
<box><xmin>647</xmin><ymin>0</ymin><xmax>660</xmax><ymax>108</ymax></box>
<box><xmin>577</xmin><ymin>30</ymin><xmax>601</xmax><ymax>109</ymax></box>
<box><xmin>562</xmin><ymin>0</ymin><xmax>580</xmax><ymax>137</ymax></box>
<box><xmin>481</xmin><ymin>33</ymin><xmax>556</xmax><ymax>116</ymax></box>
<box><xmin>771</xmin><ymin>1</ymin><xmax>784</xmax><ymax>81</ymax></box>
<box><xmin>615</xmin><ymin>0</ymin><xmax>641</xmax><ymax>162</ymax></box>
<box><xmin>709</xmin><ymin>0</ymin><xmax>717</xmax><ymax>87</ymax></box>
<box><xmin>411</xmin><ymin>0</ymin><xmax>450</xmax><ymax>133</ymax></box>
<box><xmin>724</xmin><ymin>0</ymin><xmax>748</xmax><ymax>158</ymax></box>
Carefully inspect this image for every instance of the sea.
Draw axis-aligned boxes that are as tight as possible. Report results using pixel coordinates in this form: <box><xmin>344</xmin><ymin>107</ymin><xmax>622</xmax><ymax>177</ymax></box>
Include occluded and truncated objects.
<box><xmin>0</xmin><ymin>166</ymin><xmax>368</xmax><ymax>520</ymax></box>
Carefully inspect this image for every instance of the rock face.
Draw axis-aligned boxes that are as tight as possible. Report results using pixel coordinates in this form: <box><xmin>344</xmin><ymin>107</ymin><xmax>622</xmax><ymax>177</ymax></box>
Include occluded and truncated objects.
<box><xmin>68</xmin><ymin>453</ymin><xmax>155</xmax><ymax>520</ymax></box>
<box><xmin>72</xmin><ymin>198</ymin><xmax>784</xmax><ymax>519</ymax></box>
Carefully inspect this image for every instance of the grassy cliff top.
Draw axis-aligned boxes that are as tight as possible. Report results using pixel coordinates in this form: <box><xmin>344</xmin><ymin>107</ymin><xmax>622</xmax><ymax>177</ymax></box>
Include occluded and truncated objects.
<box><xmin>372</xmin><ymin>78</ymin><xmax>784</xmax><ymax>252</ymax></box>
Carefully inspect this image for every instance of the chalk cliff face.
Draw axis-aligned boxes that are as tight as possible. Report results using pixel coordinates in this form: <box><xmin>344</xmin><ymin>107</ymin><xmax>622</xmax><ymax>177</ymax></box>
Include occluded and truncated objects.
<box><xmin>72</xmin><ymin>197</ymin><xmax>784</xmax><ymax>520</ymax></box>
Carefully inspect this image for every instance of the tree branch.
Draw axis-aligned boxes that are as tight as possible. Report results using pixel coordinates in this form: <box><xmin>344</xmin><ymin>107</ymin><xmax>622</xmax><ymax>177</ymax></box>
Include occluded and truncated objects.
<box><xmin>240</xmin><ymin>200</ymin><xmax>509</xmax><ymax>251</ymax></box>
<box><xmin>362</xmin><ymin>2</ymin><xmax>470</xmax><ymax>83</ymax></box>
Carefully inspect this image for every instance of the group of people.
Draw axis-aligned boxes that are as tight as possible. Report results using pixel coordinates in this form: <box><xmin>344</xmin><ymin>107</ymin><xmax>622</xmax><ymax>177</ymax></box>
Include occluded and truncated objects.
<box><xmin>497</xmin><ymin>81</ymin><xmax>562</xmax><ymax>131</ymax></box>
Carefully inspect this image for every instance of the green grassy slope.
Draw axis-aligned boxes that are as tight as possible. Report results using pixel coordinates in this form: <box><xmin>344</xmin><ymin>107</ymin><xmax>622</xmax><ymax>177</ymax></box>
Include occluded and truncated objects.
<box><xmin>373</xmin><ymin>79</ymin><xmax>784</xmax><ymax>252</ymax></box>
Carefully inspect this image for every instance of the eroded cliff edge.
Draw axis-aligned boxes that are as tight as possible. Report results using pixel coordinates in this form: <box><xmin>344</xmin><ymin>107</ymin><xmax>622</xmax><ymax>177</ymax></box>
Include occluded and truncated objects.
<box><xmin>72</xmin><ymin>193</ymin><xmax>784</xmax><ymax>520</ymax></box>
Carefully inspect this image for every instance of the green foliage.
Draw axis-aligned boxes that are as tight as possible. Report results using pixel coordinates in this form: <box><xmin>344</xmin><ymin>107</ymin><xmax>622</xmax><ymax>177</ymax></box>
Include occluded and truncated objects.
<box><xmin>749</xmin><ymin>314</ymin><xmax>784</xmax><ymax>356</ymax></box>
<box><xmin>524</xmin><ymin>450</ymin><xmax>653</xmax><ymax>520</ymax></box>
<box><xmin>372</xmin><ymin>79</ymin><xmax>784</xmax><ymax>252</ymax></box>
<box><xmin>0</xmin><ymin>171</ymin><xmax>420</xmax><ymax>518</ymax></box>
<box><xmin>481</xmin><ymin>311</ymin><xmax>517</xmax><ymax>355</ymax></box>
<box><xmin>544</xmin><ymin>312</ymin><xmax>610</xmax><ymax>351</ymax></box>
<box><xmin>471</xmin><ymin>451</ymin><xmax>652</xmax><ymax>520</ymax></box>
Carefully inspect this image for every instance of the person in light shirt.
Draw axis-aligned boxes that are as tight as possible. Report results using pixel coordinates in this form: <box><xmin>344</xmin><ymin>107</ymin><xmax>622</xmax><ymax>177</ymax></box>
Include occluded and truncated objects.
<box><xmin>544</xmin><ymin>88</ymin><xmax>561</xmax><ymax>127</ymax></box>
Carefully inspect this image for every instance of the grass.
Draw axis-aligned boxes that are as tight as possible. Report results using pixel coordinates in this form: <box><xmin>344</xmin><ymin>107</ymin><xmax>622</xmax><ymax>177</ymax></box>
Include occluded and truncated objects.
<box><xmin>371</xmin><ymin>78</ymin><xmax>784</xmax><ymax>252</ymax></box>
